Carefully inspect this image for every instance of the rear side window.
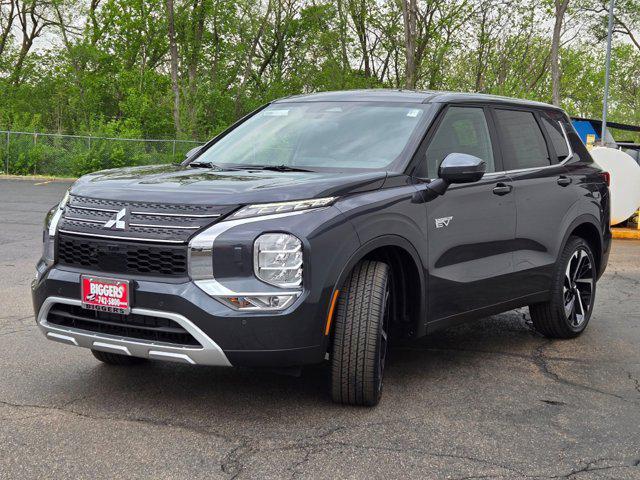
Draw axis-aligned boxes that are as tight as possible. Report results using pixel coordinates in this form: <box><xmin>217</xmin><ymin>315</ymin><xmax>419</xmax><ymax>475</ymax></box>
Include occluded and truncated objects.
<box><xmin>494</xmin><ymin>109</ymin><xmax>550</xmax><ymax>170</ymax></box>
<box><xmin>541</xmin><ymin>115</ymin><xmax>570</xmax><ymax>161</ymax></box>
<box><xmin>421</xmin><ymin>106</ymin><xmax>495</xmax><ymax>178</ymax></box>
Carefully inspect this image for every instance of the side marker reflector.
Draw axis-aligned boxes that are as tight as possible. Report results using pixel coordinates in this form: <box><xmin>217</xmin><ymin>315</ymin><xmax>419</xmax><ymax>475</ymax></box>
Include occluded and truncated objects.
<box><xmin>324</xmin><ymin>290</ymin><xmax>340</xmax><ymax>336</ymax></box>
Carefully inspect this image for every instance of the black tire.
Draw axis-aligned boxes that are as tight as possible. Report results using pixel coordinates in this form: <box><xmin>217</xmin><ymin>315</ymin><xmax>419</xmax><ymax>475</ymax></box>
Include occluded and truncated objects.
<box><xmin>529</xmin><ymin>236</ymin><xmax>597</xmax><ymax>339</ymax></box>
<box><xmin>330</xmin><ymin>260</ymin><xmax>391</xmax><ymax>406</ymax></box>
<box><xmin>91</xmin><ymin>349</ymin><xmax>147</xmax><ymax>366</ymax></box>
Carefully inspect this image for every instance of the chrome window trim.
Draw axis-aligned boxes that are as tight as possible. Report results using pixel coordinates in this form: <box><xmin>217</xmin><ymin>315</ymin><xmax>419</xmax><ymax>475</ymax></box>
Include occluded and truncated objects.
<box><xmin>473</xmin><ymin>120</ymin><xmax>574</xmax><ymax>179</ymax></box>
<box><xmin>37</xmin><ymin>296</ymin><xmax>232</xmax><ymax>366</ymax></box>
<box><xmin>557</xmin><ymin>119</ymin><xmax>574</xmax><ymax>162</ymax></box>
<box><xmin>422</xmin><ymin>117</ymin><xmax>574</xmax><ymax>181</ymax></box>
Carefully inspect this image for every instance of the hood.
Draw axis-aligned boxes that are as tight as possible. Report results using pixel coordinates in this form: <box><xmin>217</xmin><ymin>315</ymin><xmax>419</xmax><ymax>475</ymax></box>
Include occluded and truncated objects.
<box><xmin>70</xmin><ymin>164</ymin><xmax>387</xmax><ymax>205</ymax></box>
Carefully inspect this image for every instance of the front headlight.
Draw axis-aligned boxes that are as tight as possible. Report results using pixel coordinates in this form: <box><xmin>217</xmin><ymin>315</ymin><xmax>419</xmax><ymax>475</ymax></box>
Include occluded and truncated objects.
<box><xmin>42</xmin><ymin>190</ymin><xmax>70</xmax><ymax>265</ymax></box>
<box><xmin>254</xmin><ymin>233</ymin><xmax>303</xmax><ymax>288</ymax></box>
<box><xmin>229</xmin><ymin>197</ymin><xmax>336</xmax><ymax>220</ymax></box>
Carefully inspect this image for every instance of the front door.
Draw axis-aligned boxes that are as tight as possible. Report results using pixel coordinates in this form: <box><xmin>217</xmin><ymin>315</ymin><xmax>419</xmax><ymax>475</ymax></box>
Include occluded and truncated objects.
<box><xmin>414</xmin><ymin>105</ymin><xmax>517</xmax><ymax>321</ymax></box>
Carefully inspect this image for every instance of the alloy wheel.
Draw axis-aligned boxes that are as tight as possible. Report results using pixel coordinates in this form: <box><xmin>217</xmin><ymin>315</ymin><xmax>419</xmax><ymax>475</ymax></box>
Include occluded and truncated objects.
<box><xmin>563</xmin><ymin>248</ymin><xmax>594</xmax><ymax>328</ymax></box>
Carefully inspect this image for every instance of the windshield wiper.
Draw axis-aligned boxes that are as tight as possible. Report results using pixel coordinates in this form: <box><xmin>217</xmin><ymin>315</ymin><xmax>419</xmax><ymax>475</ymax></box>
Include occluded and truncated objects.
<box><xmin>189</xmin><ymin>161</ymin><xmax>222</xmax><ymax>169</ymax></box>
<box><xmin>189</xmin><ymin>161</ymin><xmax>249</xmax><ymax>171</ymax></box>
<box><xmin>250</xmin><ymin>164</ymin><xmax>315</xmax><ymax>173</ymax></box>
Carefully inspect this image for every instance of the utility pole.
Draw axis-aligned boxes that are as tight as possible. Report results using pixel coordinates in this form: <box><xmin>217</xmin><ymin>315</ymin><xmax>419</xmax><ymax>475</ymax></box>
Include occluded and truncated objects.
<box><xmin>601</xmin><ymin>0</ymin><xmax>615</xmax><ymax>146</ymax></box>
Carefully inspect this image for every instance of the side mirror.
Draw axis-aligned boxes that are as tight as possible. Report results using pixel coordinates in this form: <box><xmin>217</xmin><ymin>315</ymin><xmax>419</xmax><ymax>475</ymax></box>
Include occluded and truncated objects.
<box><xmin>185</xmin><ymin>145</ymin><xmax>202</xmax><ymax>160</ymax></box>
<box><xmin>438</xmin><ymin>153</ymin><xmax>486</xmax><ymax>184</ymax></box>
<box><xmin>413</xmin><ymin>153</ymin><xmax>486</xmax><ymax>204</ymax></box>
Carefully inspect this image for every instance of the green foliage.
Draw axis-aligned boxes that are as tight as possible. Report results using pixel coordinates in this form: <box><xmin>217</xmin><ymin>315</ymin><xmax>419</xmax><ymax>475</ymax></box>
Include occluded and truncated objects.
<box><xmin>0</xmin><ymin>0</ymin><xmax>638</xmax><ymax>177</ymax></box>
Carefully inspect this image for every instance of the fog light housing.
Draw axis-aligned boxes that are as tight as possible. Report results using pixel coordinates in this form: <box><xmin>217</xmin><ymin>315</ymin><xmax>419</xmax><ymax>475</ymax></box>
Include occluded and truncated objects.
<box><xmin>254</xmin><ymin>233</ymin><xmax>302</xmax><ymax>288</ymax></box>
<box><xmin>217</xmin><ymin>294</ymin><xmax>298</xmax><ymax>311</ymax></box>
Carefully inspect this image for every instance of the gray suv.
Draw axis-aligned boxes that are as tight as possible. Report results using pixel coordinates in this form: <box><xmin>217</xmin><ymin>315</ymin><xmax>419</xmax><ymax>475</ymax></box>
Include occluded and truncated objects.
<box><xmin>33</xmin><ymin>90</ymin><xmax>611</xmax><ymax>406</ymax></box>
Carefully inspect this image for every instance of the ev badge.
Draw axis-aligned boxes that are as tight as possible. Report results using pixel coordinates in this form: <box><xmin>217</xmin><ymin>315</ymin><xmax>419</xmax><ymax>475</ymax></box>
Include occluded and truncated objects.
<box><xmin>435</xmin><ymin>216</ymin><xmax>453</xmax><ymax>229</ymax></box>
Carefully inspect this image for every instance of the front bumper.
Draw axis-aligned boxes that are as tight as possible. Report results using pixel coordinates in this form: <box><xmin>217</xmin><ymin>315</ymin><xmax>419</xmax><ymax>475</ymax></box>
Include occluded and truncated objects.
<box><xmin>32</xmin><ymin>267</ymin><xmax>330</xmax><ymax>367</ymax></box>
<box><xmin>37</xmin><ymin>296</ymin><xmax>232</xmax><ymax>366</ymax></box>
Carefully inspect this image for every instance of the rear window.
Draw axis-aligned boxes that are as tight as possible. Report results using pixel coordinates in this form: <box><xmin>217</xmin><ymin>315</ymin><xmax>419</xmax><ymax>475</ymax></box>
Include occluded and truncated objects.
<box><xmin>494</xmin><ymin>109</ymin><xmax>550</xmax><ymax>170</ymax></box>
<box><xmin>541</xmin><ymin>115</ymin><xmax>570</xmax><ymax>161</ymax></box>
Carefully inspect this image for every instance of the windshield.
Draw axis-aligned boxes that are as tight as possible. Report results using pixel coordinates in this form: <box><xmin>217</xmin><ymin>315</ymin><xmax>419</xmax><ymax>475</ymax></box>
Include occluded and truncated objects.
<box><xmin>194</xmin><ymin>102</ymin><xmax>430</xmax><ymax>170</ymax></box>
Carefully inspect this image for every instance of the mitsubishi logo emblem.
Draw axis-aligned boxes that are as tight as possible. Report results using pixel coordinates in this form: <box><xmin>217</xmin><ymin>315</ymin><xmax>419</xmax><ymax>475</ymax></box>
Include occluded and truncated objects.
<box><xmin>104</xmin><ymin>208</ymin><xmax>128</xmax><ymax>230</ymax></box>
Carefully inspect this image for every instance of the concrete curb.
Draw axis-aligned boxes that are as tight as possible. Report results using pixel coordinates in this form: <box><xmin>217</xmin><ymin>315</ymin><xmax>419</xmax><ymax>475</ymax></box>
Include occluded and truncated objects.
<box><xmin>612</xmin><ymin>227</ymin><xmax>640</xmax><ymax>240</ymax></box>
<box><xmin>0</xmin><ymin>174</ymin><xmax>77</xmax><ymax>182</ymax></box>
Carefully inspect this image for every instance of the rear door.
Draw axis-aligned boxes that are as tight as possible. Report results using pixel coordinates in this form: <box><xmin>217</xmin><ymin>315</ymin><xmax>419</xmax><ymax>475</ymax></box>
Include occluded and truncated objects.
<box><xmin>491</xmin><ymin>107</ymin><xmax>578</xmax><ymax>297</ymax></box>
<box><xmin>414</xmin><ymin>105</ymin><xmax>517</xmax><ymax>321</ymax></box>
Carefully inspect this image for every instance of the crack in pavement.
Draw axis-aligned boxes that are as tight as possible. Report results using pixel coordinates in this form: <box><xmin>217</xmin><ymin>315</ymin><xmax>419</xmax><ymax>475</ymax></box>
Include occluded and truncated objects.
<box><xmin>0</xmin><ymin>397</ymin><xmax>261</xmax><ymax>479</ymax></box>
<box><xmin>532</xmin><ymin>342</ymin><xmax>637</xmax><ymax>405</ymax></box>
<box><xmin>219</xmin><ymin>440</ymin><xmax>257</xmax><ymax>479</ymax></box>
<box><xmin>0</xmin><ymin>398</ymin><xmax>242</xmax><ymax>446</ymax></box>
<box><xmin>546</xmin><ymin>457</ymin><xmax>640</xmax><ymax>479</ymax></box>
<box><xmin>286</xmin><ymin>446</ymin><xmax>313</xmax><ymax>480</ymax></box>
<box><xmin>2</xmin><ymin>394</ymin><xmax>640</xmax><ymax>479</ymax></box>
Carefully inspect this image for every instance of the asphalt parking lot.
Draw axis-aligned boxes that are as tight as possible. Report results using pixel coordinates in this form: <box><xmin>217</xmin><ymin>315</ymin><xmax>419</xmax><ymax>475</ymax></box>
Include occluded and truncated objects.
<box><xmin>0</xmin><ymin>177</ymin><xmax>639</xmax><ymax>479</ymax></box>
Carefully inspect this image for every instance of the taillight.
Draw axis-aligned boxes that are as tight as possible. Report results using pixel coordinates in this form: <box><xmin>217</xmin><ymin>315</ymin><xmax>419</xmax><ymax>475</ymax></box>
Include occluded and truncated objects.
<box><xmin>599</xmin><ymin>171</ymin><xmax>610</xmax><ymax>187</ymax></box>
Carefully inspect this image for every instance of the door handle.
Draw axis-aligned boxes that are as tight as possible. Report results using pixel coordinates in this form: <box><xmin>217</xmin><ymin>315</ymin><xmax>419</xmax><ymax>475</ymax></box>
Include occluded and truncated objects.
<box><xmin>492</xmin><ymin>183</ymin><xmax>513</xmax><ymax>196</ymax></box>
<box><xmin>557</xmin><ymin>176</ymin><xmax>572</xmax><ymax>187</ymax></box>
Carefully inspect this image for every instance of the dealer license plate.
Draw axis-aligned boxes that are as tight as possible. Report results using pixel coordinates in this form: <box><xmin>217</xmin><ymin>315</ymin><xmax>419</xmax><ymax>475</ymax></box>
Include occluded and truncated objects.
<box><xmin>81</xmin><ymin>276</ymin><xmax>130</xmax><ymax>314</ymax></box>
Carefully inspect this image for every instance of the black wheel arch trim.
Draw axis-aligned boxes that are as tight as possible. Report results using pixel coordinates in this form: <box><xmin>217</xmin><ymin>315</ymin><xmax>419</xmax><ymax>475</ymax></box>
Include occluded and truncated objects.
<box><xmin>558</xmin><ymin>213</ymin><xmax>606</xmax><ymax>279</ymax></box>
<box><xmin>330</xmin><ymin>234</ymin><xmax>427</xmax><ymax>338</ymax></box>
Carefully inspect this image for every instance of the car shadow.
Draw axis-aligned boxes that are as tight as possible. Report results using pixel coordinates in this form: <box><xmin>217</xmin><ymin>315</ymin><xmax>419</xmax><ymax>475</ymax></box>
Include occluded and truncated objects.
<box><xmin>45</xmin><ymin>308</ymin><xmax>548</xmax><ymax>421</ymax></box>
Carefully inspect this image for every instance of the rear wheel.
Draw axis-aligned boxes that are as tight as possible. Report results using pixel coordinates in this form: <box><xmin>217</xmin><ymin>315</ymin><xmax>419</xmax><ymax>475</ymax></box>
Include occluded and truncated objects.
<box><xmin>529</xmin><ymin>236</ymin><xmax>596</xmax><ymax>339</ymax></box>
<box><xmin>330</xmin><ymin>260</ymin><xmax>391</xmax><ymax>406</ymax></box>
<box><xmin>91</xmin><ymin>350</ymin><xmax>147</xmax><ymax>366</ymax></box>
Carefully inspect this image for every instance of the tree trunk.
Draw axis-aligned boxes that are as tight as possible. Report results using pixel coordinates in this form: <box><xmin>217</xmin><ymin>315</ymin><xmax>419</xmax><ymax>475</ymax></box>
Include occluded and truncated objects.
<box><xmin>551</xmin><ymin>0</ymin><xmax>569</xmax><ymax>106</ymax></box>
<box><xmin>187</xmin><ymin>0</ymin><xmax>206</xmax><ymax>134</ymax></box>
<box><xmin>349</xmin><ymin>0</ymin><xmax>371</xmax><ymax>78</ymax></box>
<box><xmin>0</xmin><ymin>0</ymin><xmax>16</xmax><ymax>58</ymax></box>
<box><xmin>336</xmin><ymin>0</ymin><xmax>349</xmax><ymax>73</ymax></box>
<box><xmin>165</xmin><ymin>0</ymin><xmax>181</xmax><ymax>135</ymax></box>
<box><xmin>401</xmin><ymin>0</ymin><xmax>417</xmax><ymax>89</ymax></box>
<box><xmin>234</xmin><ymin>0</ymin><xmax>272</xmax><ymax>118</ymax></box>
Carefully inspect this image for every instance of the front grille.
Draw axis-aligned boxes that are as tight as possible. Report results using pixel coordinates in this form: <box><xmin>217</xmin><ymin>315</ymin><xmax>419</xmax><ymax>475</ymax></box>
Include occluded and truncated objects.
<box><xmin>58</xmin><ymin>195</ymin><xmax>236</xmax><ymax>243</ymax></box>
<box><xmin>47</xmin><ymin>303</ymin><xmax>200</xmax><ymax>346</ymax></box>
<box><xmin>58</xmin><ymin>234</ymin><xmax>188</xmax><ymax>277</ymax></box>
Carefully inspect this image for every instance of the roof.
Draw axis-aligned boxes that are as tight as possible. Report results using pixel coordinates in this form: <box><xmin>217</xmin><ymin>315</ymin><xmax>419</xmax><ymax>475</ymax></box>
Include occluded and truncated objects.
<box><xmin>274</xmin><ymin>89</ymin><xmax>562</xmax><ymax>110</ymax></box>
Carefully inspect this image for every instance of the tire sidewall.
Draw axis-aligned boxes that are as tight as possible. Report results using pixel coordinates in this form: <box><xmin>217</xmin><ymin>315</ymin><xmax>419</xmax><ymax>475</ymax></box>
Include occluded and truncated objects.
<box><xmin>372</xmin><ymin>271</ymin><xmax>390</xmax><ymax>402</ymax></box>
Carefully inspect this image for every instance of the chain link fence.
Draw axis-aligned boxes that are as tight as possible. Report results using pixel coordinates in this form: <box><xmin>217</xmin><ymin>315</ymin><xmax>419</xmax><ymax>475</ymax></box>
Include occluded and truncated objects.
<box><xmin>0</xmin><ymin>131</ymin><xmax>205</xmax><ymax>177</ymax></box>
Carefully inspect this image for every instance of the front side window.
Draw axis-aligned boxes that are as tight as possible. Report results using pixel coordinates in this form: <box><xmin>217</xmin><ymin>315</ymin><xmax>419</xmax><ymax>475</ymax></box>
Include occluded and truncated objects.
<box><xmin>494</xmin><ymin>109</ymin><xmax>550</xmax><ymax>170</ymax></box>
<box><xmin>194</xmin><ymin>102</ymin><xmax>430</xmax><ymax>170</ymax></box>
<box><xmin>420</xmin><ymin>106</ymin><xmax>495</xmax><ymax>179</ymax></box>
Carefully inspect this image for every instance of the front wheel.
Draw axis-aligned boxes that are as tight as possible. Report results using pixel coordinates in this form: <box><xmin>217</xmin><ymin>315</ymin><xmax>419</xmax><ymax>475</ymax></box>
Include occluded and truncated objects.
<box><xmin>529</xmin><ymin>236</ymin><xmax>597</xmax><ymax>339</ymax></box>
<box><xmin>330</xmin><ymin>260</ymin><xmax>391</xmax><ymax>406</ymax></box>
